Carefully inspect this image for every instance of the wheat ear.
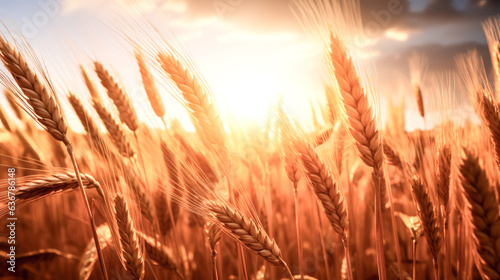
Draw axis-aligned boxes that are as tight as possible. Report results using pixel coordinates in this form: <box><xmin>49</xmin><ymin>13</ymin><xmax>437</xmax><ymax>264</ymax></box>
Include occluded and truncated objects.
<box><xmin>383</xmin><ymin>139</ymin><xmax>403</xmax><ymax>169</ymax></box>
<box><xmin>79</xmin><ymin>225</ymin><xmax>112</xmax><ymax>280</ymax></box>
<box><xmin>477</xmin><ymin>91</ymin><xmax>500</xmax><ymax>171</ymax></box>
<box><xmin>135</xmin><ymin>50</ymin><xmax>165</xmax><ymax>118</ymax></box>
<box><xmin>206</xmin><ymin>201</ymin><xmax>292</xmax><ymax>275</ymax></box>
<box><xmin>80</xmin><ymin>65</ymin><xmax>102</xmax><ymax>103</ymax></box>
<box><xmin>294</xmin><ymin>139</ymin><xmax>348</xmax><ymax>238</ymax></box>
<box><xmin>329</xmin><ymin>32</ymin><xmax>397</xmax><ymax>279</ymax></box>
<box><xmin>157</xmin><ymin>53</ymin><xmax>225</xmax><ymax>151</ymax></box>
<box><xmin>413</xmin><ymin>85</ymin><xmax>425</xmax><ymax>118</ymax></box>
<box><xmin>68</xmin><ymin>93</ymin><xmax>100</xmax><ymax>137</ymax></box>
<box><xmin>17</xmin><ymin>172</ymin><xmax>103</xmax><ymax>201</ymax></box>
<box><xmin>0</xmin><ymin>37</ymin><xmax>68</xmax><ymax>144</ymax></box>
<box><xmin>0</xmin><ymin>36</ymin><xmax>108</xmax><ymax>279</ymax></box>
<box><xmin>93</xmin><ymin>101</ymin><xmax>135</xmax><ymax>158</ymax></box>
<box><xmin>459</xmin><ymin>148</ymin><xmax>500</xmax><ymax>279</ymax></box>
<box><xmin>113</xmin><ymin>195</ymin><xmax>145</xmax><ymax>280</ymax></box>
<box><xmin>94</xmin><ymin>61</ymin><xmax>138</xmax><ymax>132</ymax></box>
<box><xmin>206</xmin><ymin>222</ymin><xmax>221</xmax><ymax>280</ymax></box>
<box><xmin>408</xmin><ymin>174</ymin><xmax>441</xmax><ymax>278</ymax></box>
<box><xmin>294</xmin><ymin>138</ymin><xmax>352</xmax><ymax>280</ymax></box>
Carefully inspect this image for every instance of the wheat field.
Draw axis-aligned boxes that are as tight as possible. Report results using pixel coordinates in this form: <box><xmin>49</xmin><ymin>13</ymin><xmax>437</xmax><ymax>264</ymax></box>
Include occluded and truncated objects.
<box><xmin>0</xmin><ymin>0</ymin><xmax>499</xmax><ymax>279</ymax></box>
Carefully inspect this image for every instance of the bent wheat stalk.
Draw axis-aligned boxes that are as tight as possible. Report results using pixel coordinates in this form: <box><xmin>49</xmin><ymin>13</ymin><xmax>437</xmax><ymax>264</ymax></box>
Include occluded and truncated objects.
<box><xmin>0</xmin><ymin>35</ymin><xmax>108</xmax><ymax>280</ymax></box>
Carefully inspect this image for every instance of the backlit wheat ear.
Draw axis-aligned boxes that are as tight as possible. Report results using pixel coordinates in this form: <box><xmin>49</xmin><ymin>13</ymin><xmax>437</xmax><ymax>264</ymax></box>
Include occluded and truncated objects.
<box><xmin>68</xmin><ymin>93</ymin><xmax>100</xmax><ymax>137</ymax></box>
<box><xmin>16</xmin><ymin>172</ymin><xmax>103</xmax><ymax>201</ymax></box>
<box><xmin>477</xmin><ymin>91</ymin><xmax>500</xmax><ymax>170</ymax></box>
<box><xmin>206</xmin><ymin>201</ymin><xmax>289</xmax><ymax>268</ymax></box>
<box><xmin>93</xmin><ymin>101</ymin><xmax>135</xmax><ymax>158</ymax></box>
<box><xmin>135</xmin><ymin>50</ymin><xmax>165</xmax><ymax>118</ymax></box>
<box><xmin>294</xmin><ymin>139</ymin><xmax>348</xmax><ymax>239</ymax></box>
<box><xmin>409</xmin><ymin>53</ymin><xmax>428</xmax><ymax>118</ymax></box>
<box><xmin>328</xmin><ymin>33</ymin><xmax>384</xmax><ymax>174</ymax></box>
<box><xmin>124</xmin><ymin>170</ymin><xmax>154</xmax><ymax>223</ymax></box>
<box><xmin>408</xmin><ymin>175</ymin><xmax>442</xmax><ymax>266</ymax></box>
<box><xmin>157</xmin><ymin>53</ymin><xmax>226</xmax><ymax>153</ymax></box>
<box><xmin>413</xmin><ymin>85</ymin><xmax>425</xmax><ymax>118</ymax></box>
<box><xmin>137</xmin><ymin>231</ymin><xmax>178</xmax><ymax>270</ymax></box>
<box><xmin>79</xmin><ymin>225</ymin><xmax>112</xmax><ymax>280</ymax></box>
<box><xmin>0</xmin><ymin>36</ymin><xmax>69</xmax><ymax>145</ymax></box>
<box><xmin>383</xmin><ymin>139</ymin><xmax>403</xmax><ymax>169</ymax></box>
<box><xmin>206</xmin><ymin>222</ymin><xmax>221</xmax><ymax>255</ymax></box>
<box><xmin>154</xmin><ymin>190</ymin><xmax>171</xmax><ymax>235</ymax></box>
<box><xmin>459</xmin><ymin>148</ymin><xmax>500</xmax><ymax>280</ymax></box>
<box><xmin>94</xmin><ymin>61</ymin><xmax>138</xmax><ymax>132</ymax></box>
<box><xmin>483</xmin><ymin>16</ymin><xmax>500</xmax><ymax>102</ymax></box>
<box><xmin>113</xmin><ymin>195</ymin><xmax>145</xmax><ymax>280</ymax></box>
<box><xmin>80</xmin><ymin>65</ymin><xmax>102</xmax><ymax>103</ymax></box>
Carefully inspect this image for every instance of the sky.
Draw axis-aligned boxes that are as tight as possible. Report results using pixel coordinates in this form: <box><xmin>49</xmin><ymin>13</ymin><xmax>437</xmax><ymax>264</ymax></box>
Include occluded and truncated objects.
<box><xmin>0</xmin><ymin>0</ymin><xmax>499</xmax><ymax>131</ymax></box>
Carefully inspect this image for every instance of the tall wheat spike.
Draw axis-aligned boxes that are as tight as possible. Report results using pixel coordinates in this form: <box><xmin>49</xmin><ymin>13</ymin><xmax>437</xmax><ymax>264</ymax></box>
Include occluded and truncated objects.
<box><xmin>113</xmin><ymin>195</ymin><xmax>145</xmax><ymax>280</ymax></box>
<box><xmin>135</xmin><ymin>50</ymin><xmax>165</xmax><ymax>118</ymax></box>
<box><xmin>157</xmin><ymin>53</ymin><xmax>226</xmax><ymax>159</ymax></box>
<box><xmin>477</xmin><ymin>91</ymin><xmax>500</xmax><ymax>171</ymax></box>
<box><xmin>294</xmin><ymin>139</ymin><xmax>348</xmax><ymax>238</ymax></box>
<box><xmin>93</xmin><ymin>101</ymin><xmax>135</xmax><ymax>158</ymax></box>
<box><xmin>408</xmin><ymin>174</ymin><xmax>442</xmax><ymax>278</ymax></box>
<box><xmin>459</xmin><ymin>148</ymin><xmax>500</xmax><ymax>279</ymax></box>
<box><xmin>328</xmin><ymin>31</ymin><xmax>400</xmax><ymax>279</ymax></box>
<box><xmin>94</xmin><ymin>61</ymin><xmax>138</xmax><ymax>132</ymax></box>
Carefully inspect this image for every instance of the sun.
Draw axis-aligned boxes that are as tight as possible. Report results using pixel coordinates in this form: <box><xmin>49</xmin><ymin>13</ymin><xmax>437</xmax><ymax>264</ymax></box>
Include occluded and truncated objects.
<box><xmin>212</xmin><ymin>69</ymin><xmax>281</xmax><ymax>125</ymax></box>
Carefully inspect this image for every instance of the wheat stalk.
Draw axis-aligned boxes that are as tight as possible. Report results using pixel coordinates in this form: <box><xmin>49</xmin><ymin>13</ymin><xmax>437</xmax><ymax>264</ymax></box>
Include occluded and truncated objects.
<box><xmin>459</xmin><ymin>148</ymin><xmax>500</xmax><ymax>280</ymax></box>
<box><xmin>113</xmin><ymin>195</ymin><xmax>145</xmax><ymax>280</ymax></box>
<box><xmin>94</xmin><ymin>61</ymin><xmax>138</xmax><ymax>132</ymax></box>
<box><xmin>437</xmin><ymin>144</ymin><xmax>452</xmax><ymax>218</ymax></box>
